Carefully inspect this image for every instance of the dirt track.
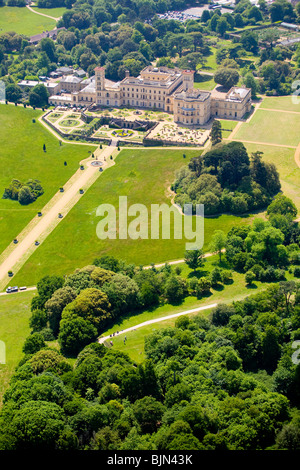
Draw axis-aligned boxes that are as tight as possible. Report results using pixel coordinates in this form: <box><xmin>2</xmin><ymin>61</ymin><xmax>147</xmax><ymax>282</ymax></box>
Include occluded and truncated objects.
<box><xmin>0</xmin><ymin>145</ymin><xmax>116</xmax><ymax>289</ymax></box>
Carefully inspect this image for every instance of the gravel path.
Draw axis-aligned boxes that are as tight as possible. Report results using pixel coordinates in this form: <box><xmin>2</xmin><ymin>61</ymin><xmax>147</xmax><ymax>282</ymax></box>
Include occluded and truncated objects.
<box><xmin>98</xmin><ymin>302</ymin><xmax>218</xmax><ymax>344</ymax></box>
<box><xmin>26</xmin><ymin>4</ymin><xmax>61</xmax><ymax>21</ymax></box>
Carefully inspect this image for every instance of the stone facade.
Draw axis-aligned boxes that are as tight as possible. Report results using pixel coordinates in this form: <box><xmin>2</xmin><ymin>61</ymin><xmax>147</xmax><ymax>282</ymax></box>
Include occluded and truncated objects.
<box><xmin>51</xmin><ymin>66</ymin><xmax>252</xmax><ymax>125</ymax></box>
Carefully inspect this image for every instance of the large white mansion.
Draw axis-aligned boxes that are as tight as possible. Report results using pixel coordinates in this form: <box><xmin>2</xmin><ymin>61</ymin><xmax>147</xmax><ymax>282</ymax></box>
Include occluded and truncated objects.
<box><xmin>49</xmin><ymin>65</ymin><xmax>252</xmax><ymax>126</ymax></box>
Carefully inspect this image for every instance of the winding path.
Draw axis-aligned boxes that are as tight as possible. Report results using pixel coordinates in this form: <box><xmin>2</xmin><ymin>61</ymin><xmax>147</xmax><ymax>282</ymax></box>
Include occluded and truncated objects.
<box><xmin>98</xmin><ymin>303</ymin><xmax>218</xmax><ymax>344</ymax></box>
<box><xmin>26</xmin><ymin>4</ymin><xmax>61</xmax><ymax>21</ymax></box>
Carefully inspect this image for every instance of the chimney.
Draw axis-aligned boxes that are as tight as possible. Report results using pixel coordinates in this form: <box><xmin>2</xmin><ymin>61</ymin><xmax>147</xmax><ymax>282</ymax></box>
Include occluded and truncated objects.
<box><xmin>125</xmin><ymin>70</ymin><xmax>130</xmax><ymax>78</ymax></box>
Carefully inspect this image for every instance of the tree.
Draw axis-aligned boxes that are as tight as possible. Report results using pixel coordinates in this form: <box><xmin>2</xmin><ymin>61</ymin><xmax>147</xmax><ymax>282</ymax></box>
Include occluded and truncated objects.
<box><xmin>209</xmin><ymin>230</ymin><xmax>226</xmax><ymax>263</ymax></box>
<box><xmin>2</xmin><ymin>400</ymin><xmax>66</xmax><ymax>450</ymax></box>
<box><xmin>29</xmin><ymin>84</ymin><xmax>49</xmax><ymax>108</ymax></box>
<box><xmin>212</xmin><ymin>304</ymin><xmax>236</xmax><ymax>326</ymax></box>
<box><xmin>262</xmin><ymin>326</ymin><xmax>281</xmax><ymax>373</ymax></box>
<box><xmin>245</xmin><ymin>270</ymin><xmax>256</xmax><ymax>286</ymax></box>
<box><xmin>102</xmin><ymin>273</ymin><xmax>140</xmax><ymax>316</ymax></box>
<box><xmin>196</xmin><ymin>277</ymin><xmax>211</xmax><ymax>297</ymax></box>
<box><xmin>244</xmin><ymin>72</ymin><xmax>258</xmax><ymax>99</ymax></box>
<box><xmin>5</xmin><ymin>83</ymin><xmax>22</xmax><ymax>103</ymax></box>
<box><xmin>209</xmin><ymin>267</ymin><xmax>223</xmax><ymax>286</ymax></box>
<box><xmin>132</xmin><ymin>396</ymin><xmax>165</xmax><ymax>434</ymax></box>
<box><xmin>164</xmin><ymin>276</ymin><xmax>187</xmax><ymax>304</ymax></box>
<box><xmin>18</xmin><ymin>186</ymin><xmax>34</xmax><ymax>205</ymax></box>
<box><xmin>32</xmin><ymin>275</ymin><xmax>64</xmax><ymax>310</ymax></box>
<box><xmin>28</xmin><ymin>348</ymin><xmax>72</xmax><ymax>375</ymax></box>
<box><xmin>241</xmin><ymin>30</ymin><xmax>259</xmax><ymax>54</ymax></box>
<box><xmin>45</xmin><ymin>286</ymin><xmax>77</xmax><ymax>337</ymax></box>
<box><xmin>40</xmin><ymin>37</ymin><xmax>56</xmax><ymax>63</ymax></box>
<box><xmin>210</xmin><ymin>119</ymin><xmax>222</xmax><ymax>146</ymax></box>
<box><xmin>216</xmin><ymin>17</ymin><xmax>229</xmax><ymax>37</ymax></box>
<box><xmin>184</xmin><ymin>249</ymin><xmax>204</xmax><ymax>272</ymax></box>
<box><xmin>267</xmin><ymin>194</ymin><xmax>297</xmax><ymax>220</ymax></box>
<box><xmin>58</xmin><ymin>315</ymin><xmax>98</xmax><ymax>356</ymax></box>
<box><xmin>214</xmin><ymin>67</ymin><xmax>239</xmax><ymax>89</ymax></box>
<box><xmin>29</xmin><ymin>309</ymin><xmax>48</xmax><ymax>333</ymax></box>
<box><xmin>276</xmin><ymin>422</ymin><xmax>300</xmax><ymax>450</ymax></box>
<box><xmin>63</xmin><ymin>287</ymin><xmax>112</xmax><ymax>333</ymax></box>
<box><xmin>279</xmin><ymin>280</ymin><xmax>298</xmax><ymax>313</ymax></box>
<box><xmin>22</xmin><ymin>332</ymin><xmax>46</xmax><ymax>355</ymax></box>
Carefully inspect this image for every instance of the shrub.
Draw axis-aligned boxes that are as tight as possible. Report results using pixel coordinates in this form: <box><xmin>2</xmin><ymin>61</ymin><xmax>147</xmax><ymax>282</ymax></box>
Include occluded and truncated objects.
<box><xmin>294</xmin><ymin>267</ymin><xmax>300</xmax><ymax>278</ymax></box>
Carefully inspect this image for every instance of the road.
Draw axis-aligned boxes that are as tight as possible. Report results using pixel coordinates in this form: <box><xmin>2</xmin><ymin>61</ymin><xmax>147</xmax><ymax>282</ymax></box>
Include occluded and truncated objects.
<box><xmin>0</xmin><ymin>286</ymin><xmax>36</xmax><ymax>296</ymax></box>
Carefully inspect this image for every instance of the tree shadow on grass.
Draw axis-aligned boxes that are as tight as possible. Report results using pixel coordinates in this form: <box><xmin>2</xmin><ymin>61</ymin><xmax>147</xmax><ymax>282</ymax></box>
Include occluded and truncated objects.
<box><xmin>187</xmin><ymin>269</ymin><xmax>209</xmax><ymax>279</ymax></box>
<box><xmin>212</xmin><ymin>283</ymin><xmax>224</xmax><ymax>292</ymax></box>
<box><xmin>246</xmin><ymin>283</ymin><xmax>258</xmax><ymax>290</ymax></box>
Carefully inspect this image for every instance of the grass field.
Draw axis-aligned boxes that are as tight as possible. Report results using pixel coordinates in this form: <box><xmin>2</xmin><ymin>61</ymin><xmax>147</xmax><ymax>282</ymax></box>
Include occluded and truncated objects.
<box><xmin>0</xmin><ymin>6</ymin><xmax>57</xmax><ymax>36</ymax></box>
<box><xmin>194</xmin><ymin>74</ymin><xmax>215</xmax><ymax>91</ymax></box>
<box><xmin>0</xmin><ymin>105</ymin><xmax>96</xmax><ymax>254</ymax></box>
<box><xmin>9</xmin><ymin>148</ymin><xmax>254</xmax><ymax>288</ymax></box>
<box><xmin>31</xmin><ymin>6</ymin><xmax>67</xmax><ymax>18</ymax></box>
<box><xmin>0</xmin><ymin>290</ymin><xmax>35</xmax><ymax>405</ymax></box>
<box><xmin>234</xmin><ymin>109</ymin><xmax>300</xmax><ymax>147</ymax></box>
<box><xmin>261</xmin><ymin>95</ymin><xmax>300</xmax><ymax>112</ymax></box>
<box><xmin>218</xmin><ymin>119</ymin><xmax>238</xmax><ymax>138</ymax></box>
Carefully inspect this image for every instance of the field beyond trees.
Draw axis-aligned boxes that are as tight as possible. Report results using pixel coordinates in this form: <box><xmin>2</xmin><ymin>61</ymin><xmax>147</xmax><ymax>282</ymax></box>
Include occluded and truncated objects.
<box><xmin>0</xmin><ymin>6</ymin><xmax>57</xmax><ymax>36</ymax></box>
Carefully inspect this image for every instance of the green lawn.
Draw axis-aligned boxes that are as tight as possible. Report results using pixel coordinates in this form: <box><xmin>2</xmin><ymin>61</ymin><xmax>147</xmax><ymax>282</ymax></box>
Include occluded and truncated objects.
<box><xmin>0</xmin><ymin>290</ymin><xmax>35</xmax><ymax>405</ymax></box>
<box><xmin>0</xmin><ymin>6</ymin><xmax>56</xmax><ymax>36</ymax></box>
<box><xmin>31</xmin><ymin>6</ymin><xmax>67</xmax><ymax>18</ymax></box>
<box><xmin>194</xmin><ymin>74</ymin><xmax>215</xmax><ymax>91</ymax></box>
<box><xmin>0</xmin><ymin>105</ymin><xmax>96</xmax><ymax>254</ymax></box>
<box><xmin>261</xmin><ymin>96</ymin><xmax>300</xmax><ymax>113</ymax></box>
<box><xmin>234</xmin><ymin>109</ymin><xmax>300</xmax><ymax>147</ymax></box>
<box><xmin>244</xmin><ymin>143</ymin><xmax>300</xmax><ymax>212</ymax></box>
<box><xmin>218</xmin><ymin>119</ymin><xmax>238</xmax><ymax>138</ymax></box>
<box><xmin>9</xmin><ymin>148</ymin><xmax>254</xmax><ymax>288</ymax></box>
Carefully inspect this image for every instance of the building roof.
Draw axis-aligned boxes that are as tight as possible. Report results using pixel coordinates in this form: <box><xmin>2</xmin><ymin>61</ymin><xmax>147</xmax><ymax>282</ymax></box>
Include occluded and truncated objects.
<box><xmin>56</xmin><ymin>66</ymin><xmax>73</xmax><ymax>73</ymax></box>
<box><xmin>49</xmin><ymin>95</ymin><xmax>72</xmax><ymax>102</ymax></box>
<box><xmin>174</xmin><ymin>89</ymin><xmax>211</xmax><ymax>101</ymax></box>
<box><xmin>60</xmin><ymin>75</ymin><xmax>83</xmax><ymax>84</ymax></box>
<box><xmin>226</xmin><ymin>87</ymin><xmax>250</xmax><ymax>102</ymax></box>
<box><xmin>30</xmin><ymin>28</ymin><xmax>65</xmax><ymax>43</ymax></box>
<box><xmin>18</xmin><ymin>80</ymin><xmax>59</xmax><ymax>89</ymax></box>
<box><xmin>80</xmin><ymin>77</ymin><xmax>96</xmax><ymax>94</ymax></box>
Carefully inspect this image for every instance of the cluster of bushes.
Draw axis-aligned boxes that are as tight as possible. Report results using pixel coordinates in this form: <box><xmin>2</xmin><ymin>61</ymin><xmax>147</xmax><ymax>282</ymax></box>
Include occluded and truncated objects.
<box><xmin>173</xmin><ymin>142</ymin><xmax>281</xmax><ymax>216</ymax></box>
<box><xmin>1</xmin><ymin>281</ymin><xmax>300</xmax><ymax>450</ymax></box>
<box><xmin>2</xmin><ymin>178</ymin><xmax>44</xmax><ymax>205</ymax></box>
<box><xmin>224</xmin><ymin>195</ymin><xmax>300</xmax><ymax>276</ymax></box>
